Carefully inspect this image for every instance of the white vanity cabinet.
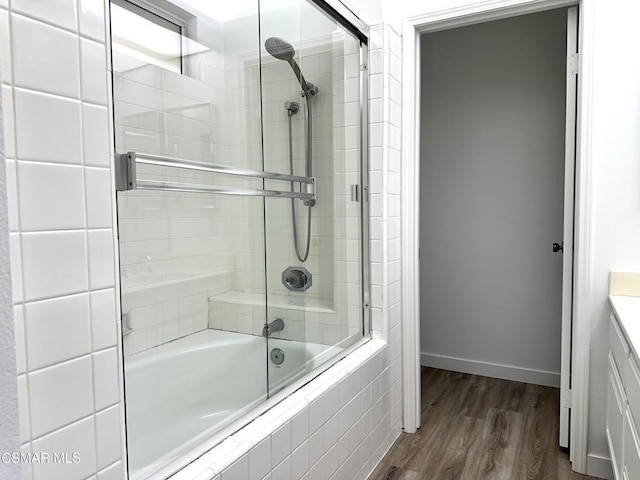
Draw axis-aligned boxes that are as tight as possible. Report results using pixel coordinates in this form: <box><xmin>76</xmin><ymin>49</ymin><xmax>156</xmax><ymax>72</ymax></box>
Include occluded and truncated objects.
<box><xmin>607</xmin><ymin>308</ymin><xmax>640</xmax><ymax>480</ymax></box>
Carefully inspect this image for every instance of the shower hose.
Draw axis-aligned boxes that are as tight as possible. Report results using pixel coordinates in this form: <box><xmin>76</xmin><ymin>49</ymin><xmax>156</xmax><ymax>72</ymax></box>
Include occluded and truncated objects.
<box><xmin>288</xmin><ymin>95</ymin><xmax>313</xmax><ymax>263</ymax></box>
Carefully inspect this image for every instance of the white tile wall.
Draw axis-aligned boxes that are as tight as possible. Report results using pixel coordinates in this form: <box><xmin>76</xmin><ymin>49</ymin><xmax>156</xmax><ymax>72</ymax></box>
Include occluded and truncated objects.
<box><xmin>14</xmin><ymin>88</ymin><xmax>83</xmax><ymax>163</ymax></box>
<box><xmin>0</xmin><ymin>8</ymin><xmax>11</xmax><ymax>83</ymax></box>
<box><xmin>90</xmin><ymin>288</ymin><xmax>118</xmax><ymax>350</ymax></box>
<box><xmin>18</xmin><ymin>161</ymin><xmax>86</xmax><ymax>231</ymax></box>
<box><xmin>24</xmin><ymin>293</ymin><xmax>91</xmax><ymax>370</ymax></box>
<box><xmin>31</xmin><ymin>416</ymin><xmax>97</xmax><ymax>480</ymax></box>
<box><xmin>85</xmin><ymin>167</ymin><xmax>113</xmax><ymax>228</ymax></box>
<box><xmin>80</xmin><ymin>37</ymin><xmax>108</xmax><ymax>104</ymax></box>
<box><xmin>371</xmin><ymin>22</ymin><xmax>404</xmax><ymax>433</ymax></box>
<box><xmin>11</xmin><ymin>0</ymin><xmax>78</xmax><ymax>31</ymax></box>
<box><xmin>92</xmin><ymin>347</ymin><xmax>119</xmax><ymax>411</ymax></box>
<box><xmin>88</xmin><ymin>229</ymin><xmax>115</xmax><ymax>289</ymax></box>
<box><xmin>2</xmin><ymin>85</ymin><xmax>15</xmax><ymax>158</ymax></box>
<box><xmin>95</xmin><ymin>404</ymin><xmax>122</xmax><ymax>470</ymax></box>
<box><xmin>82</xmin><ymin>104</ymin><xmax>110</xmax><ymax>166</ymax></box>
<box><xmin>21</xmin><ymin>231</ymin><xmax>88</xmax><ymax>301</ymax></box>
<box><xmin>12</xmin><ymin>14</ymin><xmax>80</xmax><ymax>97</ymax></box>
<box><xmin>2</xmin><ymin>1</ymin><xmax>123</xmax><ymax>479</ymax></box>
<box><xmin>28</xmin><ymin>356</ymin><xmax>93</xmax><ymax>438</ymax></box>
<box><xmin>78</xmin><ymin>0</ymin><xmax>105</xmax><ymax>41</ymax></box>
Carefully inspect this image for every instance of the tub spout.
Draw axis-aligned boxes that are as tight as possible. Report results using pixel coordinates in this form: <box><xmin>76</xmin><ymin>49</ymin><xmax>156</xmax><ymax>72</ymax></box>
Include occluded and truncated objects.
<box><xmin>263</xmin><ymin>318</ymin><xmax>284</xmax><ymax>337</ymax></box>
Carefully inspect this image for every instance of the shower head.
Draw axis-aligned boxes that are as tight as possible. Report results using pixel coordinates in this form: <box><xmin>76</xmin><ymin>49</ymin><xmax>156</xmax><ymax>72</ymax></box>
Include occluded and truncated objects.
<box><xmin>264</xmin><ymin>37</ymin><xmax>318</xmax><ymax>96</ymax></box>
<box><xmin>265</xmin><ymin>37</ymin><xmax>296</xmax><ymax>61</ymax></box>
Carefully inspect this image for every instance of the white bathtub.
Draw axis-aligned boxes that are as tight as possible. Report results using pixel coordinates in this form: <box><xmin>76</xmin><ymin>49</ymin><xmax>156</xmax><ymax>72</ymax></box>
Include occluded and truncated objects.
<box><xmin>124</xmin><ymin>329</ymin><xmax>342</xmax><ymax>480</ymax></box>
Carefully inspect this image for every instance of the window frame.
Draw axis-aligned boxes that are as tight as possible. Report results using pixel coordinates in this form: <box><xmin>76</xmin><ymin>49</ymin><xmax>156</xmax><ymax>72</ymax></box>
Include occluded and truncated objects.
<box><xmin>111</xmin><ymin>0</ymin><xmax>189</xmax><ymax>75</ymax></box>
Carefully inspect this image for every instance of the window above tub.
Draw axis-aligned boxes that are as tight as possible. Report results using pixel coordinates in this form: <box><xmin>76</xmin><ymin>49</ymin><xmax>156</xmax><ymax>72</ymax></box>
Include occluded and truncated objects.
<box><xmin>110</xmin><ymin>0</ymin><xmax>205</xmax><ymax>75</ymax></box>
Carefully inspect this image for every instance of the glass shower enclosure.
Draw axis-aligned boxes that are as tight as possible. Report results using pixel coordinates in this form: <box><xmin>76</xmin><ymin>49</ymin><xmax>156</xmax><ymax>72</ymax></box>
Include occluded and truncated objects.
<box><xmin>111</xmin><ymin>0</ymin><xmax>369</xmax><ymax>478</ymax></box>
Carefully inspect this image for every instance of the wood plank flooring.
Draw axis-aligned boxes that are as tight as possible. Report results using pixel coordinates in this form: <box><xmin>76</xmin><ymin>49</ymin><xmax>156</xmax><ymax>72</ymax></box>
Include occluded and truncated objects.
<box><xmin>369</xmin><ymin>367</ymin><xmax>602</xmax><ymax>480</ymax></box>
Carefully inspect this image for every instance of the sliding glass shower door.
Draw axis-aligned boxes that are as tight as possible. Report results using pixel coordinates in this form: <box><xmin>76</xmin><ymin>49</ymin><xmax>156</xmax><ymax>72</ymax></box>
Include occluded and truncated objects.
<box><xmin>113</xmin><ymin>2</ymin><xmax>273</xmax><ymax>478</ymax></box>
<box><xmin>111</xmin><ymin>0</ymin><xmax>368</xmax><ymax>478</ymax></box>
<box><xmin>260</xmin><ymin>0</ymin><xmax>366</xmax><ymax>395</ymax></box>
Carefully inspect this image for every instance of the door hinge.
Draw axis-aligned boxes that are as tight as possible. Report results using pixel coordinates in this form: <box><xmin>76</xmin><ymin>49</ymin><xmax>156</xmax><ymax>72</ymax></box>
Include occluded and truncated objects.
<box><xmin>568</xmin><ymin>53</ymin><xmax>579</xmax><ymax>75</ymax></box>
<box><xmin>561</xmin><ymin>388</ymin><xmax>572</xmax><ymax>408</ymax></box>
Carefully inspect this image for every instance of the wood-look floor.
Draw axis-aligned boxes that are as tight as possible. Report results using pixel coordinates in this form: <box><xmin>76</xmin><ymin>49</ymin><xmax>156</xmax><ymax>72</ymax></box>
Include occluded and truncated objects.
<box><xmin>369</xmin><ymin>367</ymin><xmax>602</xmax><ymax>480</ymax></box>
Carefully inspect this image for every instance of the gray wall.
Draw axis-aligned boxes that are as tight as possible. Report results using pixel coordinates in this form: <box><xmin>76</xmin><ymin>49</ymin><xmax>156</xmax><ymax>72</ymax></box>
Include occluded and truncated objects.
<box><xmin>419</xmin><ymin>9</ymin><xmax>568</xmax><ymax>382</ymax></box>
<box><xmin>0</xmin><ymin>63</ymin><xmax>20</xmax><ymax>479</ymax></box>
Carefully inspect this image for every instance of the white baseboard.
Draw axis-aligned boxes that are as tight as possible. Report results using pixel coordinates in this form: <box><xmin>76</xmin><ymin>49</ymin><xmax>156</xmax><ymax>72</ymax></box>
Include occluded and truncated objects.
<box><xmin>420</xmin><ymin>352</ymin><xmax>560</xmax><ymax>387</ymax></box>
<box><xmin>586</xmin><ymin>453</ymin><xmax>613</xmax><ymax>480</ymax></box>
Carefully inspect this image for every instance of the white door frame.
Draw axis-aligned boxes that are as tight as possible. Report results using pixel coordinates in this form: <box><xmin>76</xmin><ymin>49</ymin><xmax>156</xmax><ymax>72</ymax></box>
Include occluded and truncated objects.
<box><xmin>559</xmin><ymin>5</ymin><xmax>579</xmax><ymax>449</ymax></box>
<box><xmin>401</xmin><ymin>0</ymin><xmax>595</xmax><ymax>473</ymax></box>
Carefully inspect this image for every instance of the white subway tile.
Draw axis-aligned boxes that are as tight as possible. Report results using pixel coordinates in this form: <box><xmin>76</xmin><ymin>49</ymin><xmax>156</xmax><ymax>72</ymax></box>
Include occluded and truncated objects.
<box><xmin>2</xmin><ymin>86</ymin><xmax>15</xmax><ymax>159</ymax></box>
<box><xmin>308</xmin><ymin>426</ymin><xmax>324</xmax><ymax>468</ymax></box>
<box><xmin>95</xmin><ymin>405</ymin><xmax>122</xmax><ymax>470</ymax></box>
<box><xmin>93</xmin><ymin>348</ymin><xmax>119</xmax><ymax>410</ymax></box>
<box><xmin>12</xmin><ymin>0</ymin><xmax>78</xmax><ymax>31</ymax></box>
<box><xmin>5</xmin><ymin>159</ymin><xmax>18</xmax><ymax>232</ymax></box>
<box><xmin>80</xmin><ymin>38</ymin><xmax>108</xmax><ymax>105</ymax></box>
<box><xmin>12</xmin><ymin>14</ymin><xmax>80</xmax><ymax>98</ymax></box>
<box><xmin>337</xmin><ymin>430</ymin><xmax>350</xmax><ymax>466</ymax></box>
<box><xmin>14</xmin><ymin>89</ymin><xmax>82</xmax><ymax>164</ymax></box>
<box><xmin>24</xmin><ymin>293</ymin><xmax>91</xmax><ymax>370</ymax></box>
<box><xmin>17</xmin><ymin>374</ymin><xmax>30</xmax><ymax>443</ymax></box>
<box><xmin>291</xmin><ymin>408</ymin><xmax>309</xmax><ymax>451</ymax></box>
<box><xmin>79</xmin><ymin>0</ymin><xmax>105</xmax><ymax>41</ymax></box>
<box><xmin>82</xmin><ymin>104</ymin><xmax>110</xmax><ymax>167</ymax></box>
<box><xmin>369</xmin><ymin>74</ymin><xmax>383</xmax><ymax>100</ymax></box>
<box><xmin>249</xmin><ymin>437</ymin><xmax>271</xmax><ymax>480</ymax></box>
<box><xmin>31</xmin><ymin>416</ymin><xmax>97</xmax><ymax>480</ymax></box>
<box><xmin>18</xmin><ymin>161</ymin><xmax>86</xmax><ymax>231</ymax></box>
<box><xmin>13</xmin><ymin>305</ymin><xmax>26</xmax><ymax>374</ymax></box>
<box><xmin>290</xmin><ymin>440</ymin><xmax>309</xmax><ymax>480</ymax></box>
<box><xmin>307</xmin><ymin>456</ymin><xmax>324</xmax><ymax>480</ymax></box>
<box><xmin>20</xmin><ymin>443</ymin><xmax>33</xmax><ymax>480</ymax></box>
<box><xmin>21</xmin><ymin>231</ymin><xmax>88</xmax><ymax>301</ymax></box>
<box><xmin>271</xmin><ymin>421</ymin><xmax>291</xmax><ymax>468</ymax></box>
<box><xmin>324</xmin><ymin>414</ymin><xmax>338</xmax><ymax>449</ymax></box>
<box><xmin>323</xmin><ymin>384</ymin><xmax>337</xmax><ymax>421</ymax></box>
<box><xmin>88</xmin><ymin>230</ymin><xmax>115</xmax><ymax>290</ymax></box>
<box><xmin>323</xmin><ymin>443</ymin><xmax>339</xmax><ymax>479</ymax></box>
<box><xmin>0</xmin><ymin>8</ymin><xmax>11</xmax><ymax>84</ymax></box>
<box><xmin>271</xmin><ymin>456</ymin><xmax>291</xmax><ymax>480</ymax></box>
<box><xmin>10</xmin><ymin>233</ymin><xmax>23</xmax><ymax>303</ymax></box>
<box><xmin>308</xmin><ymin>398</ymin><xmax>324</xmax><ymax>435</ymax></box>
<box><xmin>85</xmin><ymin>168</ymin><xmax>112</xmax><ymax>228</ymax></box>
<box><xmin>29</xmin><ymin>356</ymin><xmax>93</xmax><ymax>438</ymax></box>
<box><xmin>221</xmin><ymin>455</ymin><xmax>248</xmax><ymax>480</ymax></box>
<box><xmin>97</xmin><ymin>462</ymin><xmax>123</xmax><ymax>480</ymax></box>
<box><xmin>90</xmin><ymin>289</ymin><xmax>118</xmax><ymax>351</ymax></box>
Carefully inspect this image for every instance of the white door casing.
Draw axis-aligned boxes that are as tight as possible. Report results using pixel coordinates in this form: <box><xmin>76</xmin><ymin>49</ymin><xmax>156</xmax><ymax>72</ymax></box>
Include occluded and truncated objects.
<box><xmin>559</xmin><ymin>5</ymin><xmax>579</xmax><ymax>449</ymax></box>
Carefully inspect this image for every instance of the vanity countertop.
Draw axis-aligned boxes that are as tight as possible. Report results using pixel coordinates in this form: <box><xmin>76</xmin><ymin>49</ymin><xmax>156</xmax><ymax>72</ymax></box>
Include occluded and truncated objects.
<box><xmin>609</xmin><ymin>294</ymin><xmax>640</xmax><ymax>360</ymax></box>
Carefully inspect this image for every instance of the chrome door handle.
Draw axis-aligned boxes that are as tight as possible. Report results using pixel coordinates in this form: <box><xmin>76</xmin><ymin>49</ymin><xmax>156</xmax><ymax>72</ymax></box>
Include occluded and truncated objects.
<box><xmin>553</xmin><ymin>242</ymin><xmax>564</xmax><ymax>253</ymax></box>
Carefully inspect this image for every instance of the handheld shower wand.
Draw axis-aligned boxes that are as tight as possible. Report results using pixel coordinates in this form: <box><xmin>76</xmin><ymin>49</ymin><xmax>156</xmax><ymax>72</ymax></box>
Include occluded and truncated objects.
<box><xmin>264</xmin><ymin>37</ymin><xmax>318</xmax><ymax>96</ymax></box>
<box><xmin>264</xmin><ymin>36</ymin><xmax>318</xmax><ymax>262</ymax></box>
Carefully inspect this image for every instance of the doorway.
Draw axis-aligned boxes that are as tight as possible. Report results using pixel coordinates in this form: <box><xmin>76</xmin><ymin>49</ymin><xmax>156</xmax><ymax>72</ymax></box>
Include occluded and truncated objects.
<box><xmin>418</xmin><ymin>3</ymin><xmax>576</xmax><ymax>450</ymax></box>
<box><xmin>401</xmin><ymin>0</ymin><xmax>593</xmax><ymax>473</ymax></box>
<box><xmin>419</xmin><ymin>8</ymin><xmax>568</xmax><ymax>385</ymax></box>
